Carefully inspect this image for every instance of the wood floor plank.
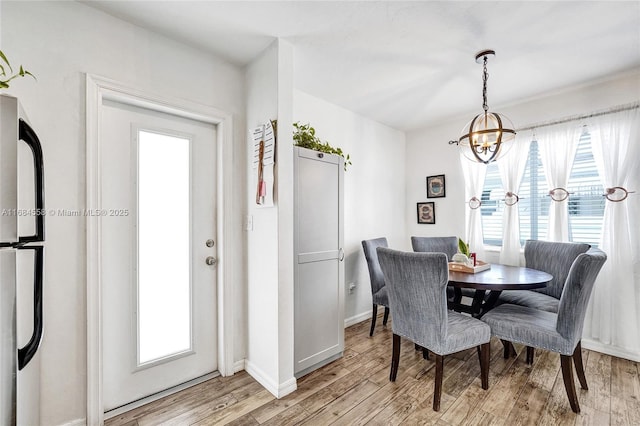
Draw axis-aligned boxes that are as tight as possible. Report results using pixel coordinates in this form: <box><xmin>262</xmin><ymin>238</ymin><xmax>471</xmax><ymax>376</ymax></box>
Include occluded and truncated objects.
<box><xmin>189</xmin><ymin>389</ymin><xmax>274</xmax><ymax>426</ymax></box>
<box><xmin>248</xmin><ymin>361</ymin><xmax>351</xmax><ymax>424</ymax></box>
<box><xmin>329</xmin><ymin>369</ymin><xmax>421</xmax><ymax>425</ymax></box>
<box><xmin>575</xmin><ymin>404</ymin><xmax>610</xmax><ymax>426</ymax></box>
<box><xmin>537</xmin><ymin>366</ymin><xmax>578</xmax><ymax>426</ymax></box>
<box><xmin>223</xmin><ymin>413</ymin><xmax>260</xmax><ymax>426</ymax></box>
<box><xmin>465</xmin><ymin>410</ymin><xmax>505</xmax><ymax>426</ymax></box>
<box><xmin>503</xmin><ymin>381</ymin><xmax>551</xmax><ymax>425</ymax></box>
<box><xmin>104</xmin><ymin>318</ymin><xmax>639</xmax><ymax>426</ymax></box>
<box><xmin>365</xmin><ymin>393</ymin><xmax>420</xmax><ymax>425</ymax></box>
<box><xmin>580</xmin><ymin>350</ymin><xmax>612</xmax><ymax>413</ymax></box>
<box><xmin>140</xmin><ymin>393</ymin><xmax>237</xmax><ymax>426</ymax></box>
<box><xmin>394</xmin><ymin>393</ymin><xmax>455</xmax><ymax>425</ymax></box>
<box><xmin>440</xmin><ymin>377</ymin><xmax>491</xmax><ymax>425</ymax></box>
<box><xmin>441</xmin><ymin>348</ymin><xmax>485</xmax><ymax>399</ymax></box>
<box><xmin>298</xmin><ymin>379</ymin><xmax>380</xmax><ymax>425</ymax></box>
<box><xmin>478</xmin><ymin>355</ymin><xmax>534</xmax><ymax>419</ymax></box>
<box><xmin>297</xmin><ymin>359</ymin><xmax>387</xmax><ymax>415</ymax></box>
<box><xmin>106</xmin><ymin>372</ymin><xmax>255</xmax><ymax>426</ymax></box>
<box><xmin>611</xmin><ymin>356</ymin><xmax>640</xmax><ymax>402</ymax></box>
<box><xmin>610</xmin><ymin>396</ymin><xmax>640</xmax><ymax>426</ymax></box>
<box><xmin>260</xmin><ymin>404</ymin><xmax>312</xmax><ymax>426</ymax></box>
<box><xmin>526</xmin><ymin>349</ymin><xmax>561</xmax><ymax>392</ymax></box>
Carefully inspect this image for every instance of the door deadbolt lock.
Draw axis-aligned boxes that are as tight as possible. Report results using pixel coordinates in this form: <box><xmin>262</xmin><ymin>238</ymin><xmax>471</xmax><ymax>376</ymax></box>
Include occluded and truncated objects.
<box><xmin>206</xmin><ymin>239</ymin><xmax>215</xmax><ymax>247</ymax></box>
<box><xmin>205</xmin><ymin>256</ymin><xmax>217</xmax><ymax>266</ymax></box>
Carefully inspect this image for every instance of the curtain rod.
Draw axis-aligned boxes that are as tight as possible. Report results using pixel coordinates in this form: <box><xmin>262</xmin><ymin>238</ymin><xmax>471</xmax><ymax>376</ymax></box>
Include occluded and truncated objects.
<box><xmin>516</xmin><ymin>101</ymin><xmax>640</xmax><ymax>133</ymax></box>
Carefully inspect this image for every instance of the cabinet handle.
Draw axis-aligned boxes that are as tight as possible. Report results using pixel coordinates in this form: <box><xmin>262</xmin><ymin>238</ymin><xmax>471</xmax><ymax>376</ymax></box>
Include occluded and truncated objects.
<box><xmin>339</xmin><ymin>248</ymin><xmax>345</xmax><ymax>261</ymax></box>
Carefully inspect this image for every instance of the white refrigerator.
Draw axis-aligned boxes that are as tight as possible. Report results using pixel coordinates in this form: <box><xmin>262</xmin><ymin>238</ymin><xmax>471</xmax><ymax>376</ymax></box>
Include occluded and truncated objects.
<box><xmin>0</xmin><ymin>94</ymin><xmax>44</xmax><ymax>425</ymax></box>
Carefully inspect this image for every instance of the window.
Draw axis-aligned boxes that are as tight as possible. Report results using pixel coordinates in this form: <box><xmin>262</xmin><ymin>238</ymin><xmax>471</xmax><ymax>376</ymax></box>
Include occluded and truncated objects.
<box><xmin>480</xmin><ymin>131</ymin><xmax>604</xmax><ymax>247</ymax></box>
<box><xmin>137</xmin><ymin>129</ymin><xmax>192</xmax><ymax>365</ymax></box>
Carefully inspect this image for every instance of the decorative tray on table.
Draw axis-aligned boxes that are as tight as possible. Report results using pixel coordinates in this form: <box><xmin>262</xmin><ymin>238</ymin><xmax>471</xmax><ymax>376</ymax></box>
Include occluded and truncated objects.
<box><xmin>448</xmin><ymin>260</ymin><xmax>491</xmax><ymax>274</ymax></box>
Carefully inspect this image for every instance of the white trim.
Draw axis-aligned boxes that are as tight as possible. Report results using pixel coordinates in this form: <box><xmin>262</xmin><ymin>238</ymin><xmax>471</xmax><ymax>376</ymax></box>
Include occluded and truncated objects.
<box><xmin>245</xmin><ymin>360</ymin><xmax>297</xmax><ymax>398</ymax></box>
<box><xmin>582</xmin><ymin>338</ymin><xmax>640</xmax><ymax>362</ymax></box>
<box><xmin>85</xmin><ymin>74</ymin><xmax>235</xmax><ymax>425</ymax></box>
<box><xmin>233</xmin><ymin>359</ymin><xmax>246</xmax><ymax>373</ymax></box>
<box><xmin>344</xmin><ymin>310</ymin><xmax>373</xmax><ymax>328</ymax></box>
<box><xmin>58</xmin><ymin>419</ymin><xmax>87</xmax><ymax>426</ymax></box>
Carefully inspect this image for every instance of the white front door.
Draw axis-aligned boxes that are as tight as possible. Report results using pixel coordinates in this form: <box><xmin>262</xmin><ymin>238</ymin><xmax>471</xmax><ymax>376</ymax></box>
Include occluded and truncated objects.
<box><xmin>100</xmin><ymin>99</ymin><xmax>217</xmax><ymax>412</ymax></box>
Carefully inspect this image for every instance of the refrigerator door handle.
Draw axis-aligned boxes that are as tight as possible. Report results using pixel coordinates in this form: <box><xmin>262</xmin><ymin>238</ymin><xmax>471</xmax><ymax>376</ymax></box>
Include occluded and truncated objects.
<box><xmin>18</xmin><ymin>119</ymin><xmax>45</xmax><ymax>244</ymax></box>
<box><xmin>17</xmin><ymin>245</ymin><xmax>44</xmax><ymax>370</ymax></box>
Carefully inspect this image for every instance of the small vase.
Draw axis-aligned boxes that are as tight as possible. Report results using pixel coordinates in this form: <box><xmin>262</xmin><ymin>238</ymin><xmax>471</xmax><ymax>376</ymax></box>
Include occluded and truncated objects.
<box><xmin>452</xmin><ymin>253</ymin><xmax>469</xmax><ymax>264</ymax></box>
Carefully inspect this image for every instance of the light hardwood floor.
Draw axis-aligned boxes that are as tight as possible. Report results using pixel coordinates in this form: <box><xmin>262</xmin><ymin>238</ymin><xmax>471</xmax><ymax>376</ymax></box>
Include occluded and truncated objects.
<box><xmin>106</xmin><ymin>315</ymin><xmax>640</xmax><ymax>425</ymax></box>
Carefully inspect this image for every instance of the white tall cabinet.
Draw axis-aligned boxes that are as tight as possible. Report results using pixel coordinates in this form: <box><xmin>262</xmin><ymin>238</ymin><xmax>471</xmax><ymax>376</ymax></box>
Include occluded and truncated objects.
<box><xmin>294</xmin><ymin>146</ymin><xmax>344</xmax><ymax>377</ymax></box>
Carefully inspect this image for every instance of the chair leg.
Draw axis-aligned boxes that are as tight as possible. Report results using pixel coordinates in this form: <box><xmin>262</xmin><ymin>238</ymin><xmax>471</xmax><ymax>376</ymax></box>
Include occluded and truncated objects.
<box><xmin>501</xmin><ymin>339</ymin><xmax>516</xmax><ymax>358</ymax></box>
<box><xmin>382</xmin><ymin>306</ymin><xmax>390</xmax><ymax>325</ymax></box>
<box><xmin>413</xmin><ymin>343</ymin><xmax>429</xmax><ymax>359</ymax></box>
<box><xmin>573</xmin><ymin>341</ymin><xmax>588</xmax><ymax>390</ymax></box>
<box><xmin>478</xmin><ymin>343</ymin><xmax>490</xmax><ymax>390</ymax></box>
<box><xmin>390</xmin><ymin>333</ymin><xmax>401</xmax><ymax>382</ymax></box>
<box><xmin>560</xmin><ymin>354</ymin><xmax>581</xmax><ymax>413</ymax></box>
<box><xmin>526</xmin><ymin>346</ymin><xmax>535</xmax><ymax>365</ymax></box>
<box><xmin>369</xmin><ymin>304</ymin><xmax>378</xmax><ymax>337</ymax></box>
<box><xmin>422</xmin><ymin>347</ymin><xmax>430</xmax><ymax>360</ymax></box>
<box><xmin>433</xmin><ymin>354</ymin><xmax>444</xmax><ymax>411</ymax></box>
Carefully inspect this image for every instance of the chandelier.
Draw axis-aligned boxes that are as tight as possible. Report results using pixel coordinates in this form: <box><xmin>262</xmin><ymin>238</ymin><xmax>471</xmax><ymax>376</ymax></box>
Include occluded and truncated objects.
<box><xmin>458</xmin><ymin>50</ymin><xmax>516</xmax><ymax>164</ymax></box>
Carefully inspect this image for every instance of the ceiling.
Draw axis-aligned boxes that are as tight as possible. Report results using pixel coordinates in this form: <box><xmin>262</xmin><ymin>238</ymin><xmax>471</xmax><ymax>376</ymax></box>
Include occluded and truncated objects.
<box><xmin>84</xmin><ymin>1</ymin><xmax>640</xmax><ymax>132</ymax></box>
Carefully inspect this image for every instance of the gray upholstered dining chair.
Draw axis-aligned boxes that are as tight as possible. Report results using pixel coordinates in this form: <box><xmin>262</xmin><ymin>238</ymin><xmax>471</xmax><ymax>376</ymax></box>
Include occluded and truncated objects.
<box><xmin>497</xmin><ymin>240</ymin><xmax>591</xmax><ymax>313</ymax></box>
<box><xmin>377</xmin><ymin>248</ymin><xmax>491</xmax><ymax>411</ymax></box>
<box><xmin>481</xmin><ymin>247</ymin><xmax>606</xmax><ymax>413</ymax></box>
<box><xmin>410</xmin><ymin>236</ymin><xmax>458</xmax><ymax>260</ymax></box>
<box><xmin>411</xmin><ymin>235</ymin><xmax>471</xmax><ymax>301</ymax></box>
<box><xmin>362</xmin><ymin>238</ymin><xmax>390</xmax><ymax>336</ymax></box>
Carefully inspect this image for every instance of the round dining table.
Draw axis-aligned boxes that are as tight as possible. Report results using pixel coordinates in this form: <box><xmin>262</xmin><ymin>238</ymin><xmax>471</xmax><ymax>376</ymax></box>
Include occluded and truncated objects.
<box><xmin>447</xmin><ymin>263</ymin><xmax>553</xmax><ymax>317</ymax></box>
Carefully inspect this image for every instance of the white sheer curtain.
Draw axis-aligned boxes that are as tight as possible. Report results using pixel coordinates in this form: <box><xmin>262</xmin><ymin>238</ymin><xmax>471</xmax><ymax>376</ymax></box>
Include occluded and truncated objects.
<box><xmin>497</xmin><ymin>136</ymin><xmax>531</xmax><ymax>266</ymax></box>
<box><xmin>460</xmin><ymin>151</ymin><xmax>487</xmax><ymax>260</ymax></box>
<box><xmin>537</xmin><ymin>124</ymin><xmax>581</xmax><ymax>241</ymax></box>
<box><xmin>584</xmin><ymin>107</ymin><xmax>640</xmax><ymax>356</ymax></box>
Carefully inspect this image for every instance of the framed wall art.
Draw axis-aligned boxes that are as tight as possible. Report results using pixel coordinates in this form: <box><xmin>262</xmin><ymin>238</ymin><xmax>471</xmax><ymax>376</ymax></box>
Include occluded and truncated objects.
<box><xmin>427</xmin><ymin>174</ymin><xmax>446</xmax><ymax>198</ymax></box>
<box><xmin>417</xmin><ymin>202</ymin><xmax>435</xmax><ymax>224</ymax></box>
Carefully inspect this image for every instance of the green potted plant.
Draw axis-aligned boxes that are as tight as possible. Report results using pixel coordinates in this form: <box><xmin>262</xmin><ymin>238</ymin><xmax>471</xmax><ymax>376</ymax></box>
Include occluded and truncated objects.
<box><xmin>293</xmin><ymin>122</ymin><xmax>352</xmax><ymax>171</ymax></box>
<box><xmin>0</xmin><ymin>50</ymin><xmax>35</xmax><ymax>89</ymax></box>
<box><xmin>452</xmin><ymin>238</ymin><xmax>473</xmax><ymax>265</ymax></box>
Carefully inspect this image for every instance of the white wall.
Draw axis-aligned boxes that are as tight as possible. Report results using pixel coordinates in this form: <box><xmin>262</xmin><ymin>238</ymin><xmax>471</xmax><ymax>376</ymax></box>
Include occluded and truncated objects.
<box><xmin>1</xmin><ymin>2</ymin><xmax>246</xmax><ymax>424</ymax></box>
<box><xmin>245</xmin><ymin>40</ymin><xmax>296</xmax><ymax>397</ymax></box>
<box><xmin>293</xmin><ymin>91</ymin><xmax>407</xmax><ymax>324</ymax></box>
<box><xmin>405</xmin><ymin>121</ymin><xmax>467</xmax><ymax>242</ymax></box>
<box><xmin>245</xmin><ymin>42</ymin><xmax>280</xmax><ymax>391</ymax></box>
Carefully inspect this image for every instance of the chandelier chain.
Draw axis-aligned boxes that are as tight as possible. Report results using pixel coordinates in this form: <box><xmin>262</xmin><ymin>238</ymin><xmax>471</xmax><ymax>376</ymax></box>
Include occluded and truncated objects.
<box><xmin>482</xmin><ymin>55</ymin><xmax>489</xmax><ymax>112</ymax></box>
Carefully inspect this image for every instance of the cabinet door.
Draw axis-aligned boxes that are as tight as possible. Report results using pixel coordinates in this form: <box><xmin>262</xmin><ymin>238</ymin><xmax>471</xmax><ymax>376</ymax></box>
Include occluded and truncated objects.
<box><xmin>294</xmin><ymin>147</ymin><xmax>344</xmax><ymax>375</ymax></box>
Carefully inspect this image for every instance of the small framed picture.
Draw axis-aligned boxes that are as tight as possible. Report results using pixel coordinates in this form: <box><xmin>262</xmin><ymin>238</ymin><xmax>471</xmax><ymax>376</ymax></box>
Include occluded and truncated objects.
<box><xmin>427</xmin><ymin>174</ymin><xmax>446</xmax><ymax>198</ymax></box>
<box><xmin>417</xmin><ymin>202</ymin><xmax>435</xmax><ymax>224</ymax></box>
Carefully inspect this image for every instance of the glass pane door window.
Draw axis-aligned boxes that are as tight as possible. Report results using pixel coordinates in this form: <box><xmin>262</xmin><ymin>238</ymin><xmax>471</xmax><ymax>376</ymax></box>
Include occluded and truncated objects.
<box><xmin>137</xmin><ymin>129</ymin><xmax>192</xmax><ymax>366</ymax></box>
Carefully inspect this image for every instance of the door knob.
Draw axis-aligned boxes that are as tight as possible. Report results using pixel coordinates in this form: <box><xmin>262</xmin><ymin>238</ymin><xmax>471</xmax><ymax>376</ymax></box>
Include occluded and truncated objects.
<box><xmin>206</xmin><ymin>239</ymin><xmax>215</xmax><ymax>247</ymax></box>
<box><xmin>205</xmin><ymin>256</ymin><xmax>217</xmax><ymax>266</ymax></box>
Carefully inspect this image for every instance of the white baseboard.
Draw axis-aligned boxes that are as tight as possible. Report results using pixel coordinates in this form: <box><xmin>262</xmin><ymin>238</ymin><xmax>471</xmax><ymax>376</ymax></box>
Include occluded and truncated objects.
<box><xmin>233</xmin><ymin>359</ymin><xmax>246</xmax><ymax>373</ymax></box>
<box><xmin>245</xmin><ymin>360</ymin><xmax>297</xmax><ymax>398</ymax></box>
<box><xmin>58</xmin><ymin>418</ymin><xmax>86</xmax><ymax>426</ymax></box>
<box><xmin>582</xmin><ymin>338</ymin><xmax>640</xmax><ymax>362</ymax></box>
<box><xmin>344</xmin><ymin>310</ymin><xmax>373</xmax><ymax>328</ymax></box>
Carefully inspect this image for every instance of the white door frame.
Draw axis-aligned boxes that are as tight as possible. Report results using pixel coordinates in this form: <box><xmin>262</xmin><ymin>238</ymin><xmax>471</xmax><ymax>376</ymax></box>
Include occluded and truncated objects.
<box><xmin>85</xmin><ymin>74</ymin><xmax>235</xmax><ymax>425</ymax></box>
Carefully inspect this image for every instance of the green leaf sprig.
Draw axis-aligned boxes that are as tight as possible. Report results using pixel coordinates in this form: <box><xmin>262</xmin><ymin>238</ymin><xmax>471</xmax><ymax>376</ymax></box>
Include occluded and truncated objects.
<box><xmin>458</xmin><ymin>238</ymin><xmax>470</xmax><ymax>257</ymax></box>
<box><xmin>0</xmin><ymin>50</ymin><xmax>35</xmax><ymax>89</ymax></box>
<box><xmin>293</xmin><ymin>122</ymin><xmax>352</xmax><ymax>171</ymax></box>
